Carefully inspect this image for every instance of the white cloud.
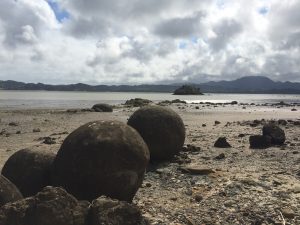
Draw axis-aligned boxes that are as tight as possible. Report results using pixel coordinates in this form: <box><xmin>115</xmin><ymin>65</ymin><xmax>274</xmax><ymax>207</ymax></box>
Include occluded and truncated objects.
<box><xmin>0</xmin><ymin>0</ymin><xmax>299</xmax><ymax>84</ymax></box>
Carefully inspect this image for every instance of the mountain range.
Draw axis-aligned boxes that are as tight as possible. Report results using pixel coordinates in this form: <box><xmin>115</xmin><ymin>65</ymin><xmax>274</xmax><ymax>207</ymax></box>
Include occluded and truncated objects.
<box><xmin>0</xmin><ymin>76</ymin><xmax>300</xmax><ymax>94</ymax></box>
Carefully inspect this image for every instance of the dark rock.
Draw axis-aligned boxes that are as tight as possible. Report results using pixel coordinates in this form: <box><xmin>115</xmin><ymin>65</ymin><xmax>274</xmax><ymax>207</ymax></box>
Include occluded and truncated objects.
<box><xmin>33</xmin><ymin>128</ymin><xmax>41</xmax><ymax>133</ymax></box>
<box><xmin>124</xmin><ymin>98</ymin><xmax>152</xmax><ymax>107</ymax></box>
<box><xmin>238</xmin><ymin>134</ymin><xmax>246</xmax><ymax>138</ymax></box>
<box><xmin>291</xmin><ymin>108</ymin><xmax>297</xmax><ymax>111</ymax></box>
<box><xmin>0</xmin><ymin>175</ymin><xmax>23</xmax><ymax>207</ymax></box>
<box><xmin>171</xmin><ymin>99</ymin><xmax>187</xmax><ymax>104</ymax></box>
<box><xmin>2</xmin><ymin>149</ymin><xmax>56</xmax><ymax>197</ymax></box>
<box><xmin>16</xmin><ymin>131</ymin><xmax>21</xmax><ymax>134</ymax></box>
<box><xmin>89</xmin><ymin>196</ymin><xmax>149</xmax><ymax>225</ymax></box>
<box><xmin>194</xmin><ymin>194</ymin><xmax>203</xmax><ymax>202</ymax></box>
<box><xmin>173</xmin><ymin>85</ymin><xmax>203</xmax><ymax>95</ymax></box>
<box><xmin>231</xmin><ymin>101</ymin><xmax>238</xmax><ymax>105</ymax></box>
<box><xmin>127</xmin><ymin>106</ymin><xmax>185</xmax><ymax>161</ymax></box>
<box><xmin>42</xmin><ymin>137</ymin><xmax>56</xmax><ymax>145</ymax></box>
<box><xmin>0</xmin><ymin>186</ymin><xmax>89</xmax><ymax>225</ymax></box>
<box><xmin>214</xmin><ymin>121</ymin><xmax>221</xmax><ymax>125</ymax></box>
<box><xmin>202</xmin><ymin>124</ymin><xmax>206</xmax><ymax>127</ymax></box>
<box><xmin>278</xmin><ymin>119</ymin><xmax>287</xmax><ymax>126</ymax></box>
<box><xmin>249</xmin><ymin>135</ymin><xmax>272</xmax><ymax>149</ymax></box>
<box><xmin>262</xmin><ymin>124</ymin><xmax>285</xmax><ymax>145</ymax></box>
<box><xmin>214</xmin><ymin>137</ymin><xmax>231</xmax><ymax>148</ymax></box>
<box><xmin>92</xmin><ymin>104</ymin><xmax>113</xmax><ymax>112</ymax></box>
<box><xmin>214</xmin><ymin>153</ymin><xmax>225</xmax><ymax>160</ymax></box>
<box><xmin>8</xmin><ymin>122</ymin><xmax>18</xmax><ymax>127</ymax></box>
<box><xmin>52</xmin><ymin>120</ymin><xmax>149</xmax><ymax>202</ymax></box>
<box><xmin>182</xmin><ymin>144</ymin><xmax>200</xmax><ymax>152</ymax></box>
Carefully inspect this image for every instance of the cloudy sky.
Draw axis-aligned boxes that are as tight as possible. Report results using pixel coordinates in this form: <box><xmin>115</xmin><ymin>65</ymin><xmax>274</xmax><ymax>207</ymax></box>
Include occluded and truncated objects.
<box><xmin>0</xmin><ymin>0</ymin><xmax>300</xmax><ymax>84</ymax></box>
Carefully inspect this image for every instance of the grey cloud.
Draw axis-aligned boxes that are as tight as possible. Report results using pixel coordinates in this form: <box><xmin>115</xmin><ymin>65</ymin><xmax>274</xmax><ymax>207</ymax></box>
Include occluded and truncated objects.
<box><xmin>262</xmin><ymin>54</ymin><xmax>299</xmax><ymax>75</ymax></box>
<box><xmin>154</xmin><ymin>12</ymin><xmax>205</xmax><ymax>38</ymax></box>
<box><xmin>0</xmin><ymin>0</ymin><xmax>55</xmax><ymax>48</ymax></box>
<box><xmin>209</xmin><ymin>19</ymin><xmax>243</xmax><ymax>51</ymax></box>
<box><xmin>66</xmin><ymin>17</ymin><xmax>111</xmax><ymax>38</ymax></box>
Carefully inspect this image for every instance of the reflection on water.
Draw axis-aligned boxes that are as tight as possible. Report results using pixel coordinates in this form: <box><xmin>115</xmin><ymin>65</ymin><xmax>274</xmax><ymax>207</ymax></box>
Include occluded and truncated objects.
<box><xmin>0</xmin><ymin>90</ymin><xmax>299</xmax><ymax>109</ymax></box>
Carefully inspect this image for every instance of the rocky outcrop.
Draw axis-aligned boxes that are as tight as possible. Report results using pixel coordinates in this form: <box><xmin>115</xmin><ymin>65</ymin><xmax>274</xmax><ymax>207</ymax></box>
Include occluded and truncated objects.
<box><xmin>173</xmin><ymin>85</ymin><xmax>203</xmax><ymax>95</ymax></box>
<box><xmin>92</xmin><ymin>104</ymin><xmax>113</xmax><ymax>112</ymax></box>
<box><xmin>89</xmin><ymin>196</ymin><xmax>149</xmax><ymax>225</ymax></box>
<box><xmin>0</xmin><ymin>186</ymin><xmax>89</xmax><ymax>225</ymax></box>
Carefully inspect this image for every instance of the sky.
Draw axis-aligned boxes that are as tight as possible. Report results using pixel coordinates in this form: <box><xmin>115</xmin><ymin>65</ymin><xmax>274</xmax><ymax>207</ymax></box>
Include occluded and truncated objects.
<box><xmin>0</xmin><ymin>0</ymin><xmax>300</xmax><ymax>84</ymax></box>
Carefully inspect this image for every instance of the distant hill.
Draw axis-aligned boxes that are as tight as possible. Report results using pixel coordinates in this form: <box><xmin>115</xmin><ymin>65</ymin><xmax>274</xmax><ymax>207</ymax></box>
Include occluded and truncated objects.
<box><xmin>0</xmin><ymin>76</ymin><xmax>300</xmax><ymax>94</ymax></box>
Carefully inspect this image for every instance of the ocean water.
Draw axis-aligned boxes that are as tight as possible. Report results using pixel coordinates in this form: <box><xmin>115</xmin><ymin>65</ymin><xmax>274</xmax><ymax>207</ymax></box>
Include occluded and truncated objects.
<box><xmin>0</xmin><ymin>90</ymin><xmax>299</xmax><ymax>109</ymax></box>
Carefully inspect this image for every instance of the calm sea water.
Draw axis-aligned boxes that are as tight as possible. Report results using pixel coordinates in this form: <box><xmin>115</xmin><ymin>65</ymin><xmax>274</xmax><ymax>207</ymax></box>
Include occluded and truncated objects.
<box><xmin>0</xmin><ymin>90</ymin><xmax>299</xmax><ymax>109</ymax></box>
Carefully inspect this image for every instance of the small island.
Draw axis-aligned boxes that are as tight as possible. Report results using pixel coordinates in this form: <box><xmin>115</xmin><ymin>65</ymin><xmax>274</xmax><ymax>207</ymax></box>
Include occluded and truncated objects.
<box><xmin>173</xmin><ymin>85</ymin><xmax>204</xmax><ymax>95</ymax></box>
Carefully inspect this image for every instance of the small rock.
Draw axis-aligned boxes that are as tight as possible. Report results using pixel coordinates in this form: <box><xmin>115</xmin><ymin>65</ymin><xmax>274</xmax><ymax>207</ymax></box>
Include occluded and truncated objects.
<box><xmin>214</xmin><ymin>137</ymin><xmax>231</xmax><ymax>148</ymax></box>
<box><xmin>179</xmin><ymin>166</ymin><xmax>215</xmax><ymax>175</ymax></box>
<box><xmin>33</xmin><ymin>128</ymin><xmax>41</xmax><ymax>133</ymax></box>
<box><xmin>281</xmin><ymin>208</ymin><xmax>296</xmax><ymax>219</ymax></box>
<box><xmin>215</xmin><ymin>121</ymin><xmax>221</xmax><ymax>125</ymax></box>
<box><xmin>202</xmin><ymin>124</ymin><xmax>206</xmax><ymax>127</ymax></box>
<box><xmin>214</xmin><ymin>153</ymin><xmax>225</xmax><ymax>160</ymax></box>
<box><xmin>42</xmin><ymin>137</ymin><xmax>56</xmax><ymax>145</ymax></box>
<box><xmin>194</xmin><ymin>194</ymin><xmax>203</xmax><ymax>202</ymax></box>
<box><xmin>291</xmin><ymin>108</ymin><xmax>297</xmax><ymax>111</ymax></box>
<box><xmin>8</xmin><ymin>122</ymin><xmax>18</xmax><ymax>126</ymax></box>
<box><xmin>16</xmin><ymin>131</ymin><xmax>21</xmax><ymax>134</ymax></box>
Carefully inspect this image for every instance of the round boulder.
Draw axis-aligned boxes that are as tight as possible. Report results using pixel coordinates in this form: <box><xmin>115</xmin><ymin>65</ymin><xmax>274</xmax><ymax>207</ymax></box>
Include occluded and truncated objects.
<box><xmin>92</xmin><ymin>104</ymin><xmax>113</xmax><ymax>112</ymax></box>
<box><xmin>262</xmin><ymin>123</ymin><xmax>286</xmax><ymax>145</ymax></box>
<box><xmin>52</xmin><ymin>120</ymin><xmax>149</xmax><ymax>202</ymax></box>
<box><xmin>127</xmin><ymin>106</ymin><xmax>185</xmax><ymax>161</ymax></box>
<box><xmin>1</xmin><ymin>149</ymin><xmax>56</xmax><ymax>197</ymax></box>
<box><xmin>0</xmin><ymin>175</ymin><xmax>23</xmax><ymax>207</ymax></box>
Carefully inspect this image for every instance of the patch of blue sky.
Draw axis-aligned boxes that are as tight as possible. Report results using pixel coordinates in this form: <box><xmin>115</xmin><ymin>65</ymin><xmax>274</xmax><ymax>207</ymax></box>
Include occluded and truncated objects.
<box><xmin>47</xmin><ymin>0</ymin><xmax>70</xmax><ymax>23</ymax></box>
<box><xmin>258</xmin><ymin>7</ymin><xmax>269</xmax><ymax>15</ymax></box>
<box><xmin>179</xmin><ymin>41</ymin><xmax>188</xmax><ymax>49</ymax></box>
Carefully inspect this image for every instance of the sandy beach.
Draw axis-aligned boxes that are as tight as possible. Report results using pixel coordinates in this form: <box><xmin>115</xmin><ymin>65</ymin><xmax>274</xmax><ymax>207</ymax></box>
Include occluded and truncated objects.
<box><xmin>0</xmin><ymin>102</ymin><xmax>299</xmax><ymax>224</ymax></box>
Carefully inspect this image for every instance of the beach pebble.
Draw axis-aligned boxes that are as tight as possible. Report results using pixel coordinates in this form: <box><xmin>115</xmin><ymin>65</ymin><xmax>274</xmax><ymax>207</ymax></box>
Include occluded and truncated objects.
<box><xmin>52</xmin><ymin>120</ymin><xmax>149</xmax><ymax>202</ymax></box>
<box><xmin>2</xmin><ymin>148</ymin><xmax>55</xmax><ymax>197</ymax></box>
<box><xmin>0</xmin><ymin>175</ymin><xmax>23</xmax><ymax>207</ymax></box>
<box><xmin>127</xmin><ymin>106</ymin><xmax>185</xmax><ymax>161</ymax></box>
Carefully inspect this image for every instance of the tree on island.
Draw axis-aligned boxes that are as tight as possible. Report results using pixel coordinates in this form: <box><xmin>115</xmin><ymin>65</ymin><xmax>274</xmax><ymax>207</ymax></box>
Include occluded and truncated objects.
<box><xmin>173</xmin><ymin>85</ymin><xmax>203</xmax><ymax>95</ymax></box>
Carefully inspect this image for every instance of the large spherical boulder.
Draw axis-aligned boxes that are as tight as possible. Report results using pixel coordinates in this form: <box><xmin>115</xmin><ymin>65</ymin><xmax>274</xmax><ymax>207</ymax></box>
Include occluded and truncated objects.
<box><xmin>1</xmin><ymin>149</ymin><xmax>56</xmax><ymax>197</ymax></box>
<box><xmin>52</xmin><ymin>120</ymin><xmax>149</xmax><ymax>202</ymax></box>
<box><xmin>127</xmin><ymin>106</ymin><xmax>185</xmax><ymax>161</ymax></box>
<box><xmin>0</xmin><ymin>186</ymin><xmax>90</xmax><ymax>225</ymax></box>
<box><xmin>0</xmin><ymin>175</ymin><xmax>23</xmax><ymax>207</ymax></box>
<box><xmin>262</xmin><ymin>124</ymin><xmax>286</xmax><ymax>145</ymax></box>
